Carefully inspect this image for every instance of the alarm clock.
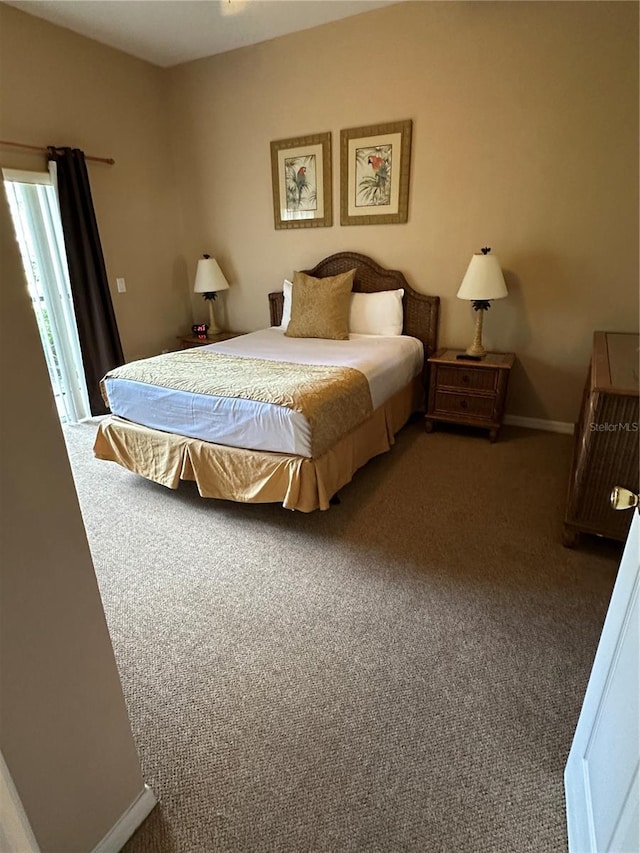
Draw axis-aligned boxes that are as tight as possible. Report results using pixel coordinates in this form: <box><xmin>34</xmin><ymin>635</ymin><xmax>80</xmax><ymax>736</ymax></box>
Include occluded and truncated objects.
<box><xmin>192</xmin><ymin>323</ymin><xmax>209</xmax><ymax>340</ymax></box>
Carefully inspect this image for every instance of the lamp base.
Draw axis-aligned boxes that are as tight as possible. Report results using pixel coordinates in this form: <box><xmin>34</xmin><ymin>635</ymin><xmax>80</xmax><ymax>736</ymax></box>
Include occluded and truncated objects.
<box><xmin>465</xmin><ymin>343</ymin><xmax>487</xmax><ymax>358</ymax></box>
<box><xmin>466</xmin><ymin>307</ymin><xmax>487</xmax><ymax>358</ymax></box>
<box><xmin>207</xmin><ymin>300</ymin><xmax>221</xmax><ymax>337</ymax></box>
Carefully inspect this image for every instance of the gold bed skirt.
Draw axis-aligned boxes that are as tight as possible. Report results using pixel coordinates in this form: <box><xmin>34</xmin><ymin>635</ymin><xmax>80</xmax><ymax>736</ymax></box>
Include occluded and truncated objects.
<box><xmin>94</xmin><ymin>377</ymin><xmax>422</xmax><ymax>512</ymax></box>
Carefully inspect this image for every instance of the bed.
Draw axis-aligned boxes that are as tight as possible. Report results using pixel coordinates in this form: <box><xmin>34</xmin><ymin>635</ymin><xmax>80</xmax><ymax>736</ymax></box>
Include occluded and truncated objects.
<box><xmin>94</xmin><ymin>252</ymin><xmax>439</xmax><ymax>511</ymax></box>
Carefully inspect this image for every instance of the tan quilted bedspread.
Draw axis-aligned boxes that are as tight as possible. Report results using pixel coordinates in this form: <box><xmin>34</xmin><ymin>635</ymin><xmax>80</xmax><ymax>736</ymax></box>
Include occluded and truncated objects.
<box><xmin>101</xmin><ymin>349</ymin><xmax>373</xmax><ymax>458</ymax></box>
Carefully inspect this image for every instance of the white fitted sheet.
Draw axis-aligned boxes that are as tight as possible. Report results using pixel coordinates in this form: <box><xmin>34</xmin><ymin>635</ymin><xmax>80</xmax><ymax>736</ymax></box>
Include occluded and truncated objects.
<box><xmin>104</xmin><ymin>328</ymin><xmax>423</xmax><ymax>457</ymax></box>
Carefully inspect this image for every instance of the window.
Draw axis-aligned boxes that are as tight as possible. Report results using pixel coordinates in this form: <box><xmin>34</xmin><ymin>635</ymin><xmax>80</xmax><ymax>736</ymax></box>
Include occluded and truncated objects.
<box><xmin>4</xmin><ymin>168</ymin><xmax>90</xmax><ymax>423</ymax></box>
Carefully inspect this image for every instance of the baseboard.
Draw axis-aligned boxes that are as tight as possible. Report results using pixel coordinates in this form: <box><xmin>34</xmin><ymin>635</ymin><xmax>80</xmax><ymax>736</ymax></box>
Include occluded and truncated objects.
<box><xmin>92</xmin><ymin>785</ymin><xmax>157</xmax><ymax>853</ymax></box>
<box><xmin>504</xmin><ymin>414</ymin><xmax>573</xmax><ymax>434</ymax></box>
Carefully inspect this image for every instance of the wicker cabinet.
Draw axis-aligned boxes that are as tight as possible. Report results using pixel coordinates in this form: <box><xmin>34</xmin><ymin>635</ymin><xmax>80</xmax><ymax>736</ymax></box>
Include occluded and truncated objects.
<box><xmin>563</xmin><ymin>332</ymin><xmax>639</xmax><ymax>547</ymax></box>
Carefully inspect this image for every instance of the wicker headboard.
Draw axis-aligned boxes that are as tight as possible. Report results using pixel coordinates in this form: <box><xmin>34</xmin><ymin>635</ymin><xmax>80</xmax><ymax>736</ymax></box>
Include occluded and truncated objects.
<box><xmin>268</xmin><ymin>251</ymin><xmax>439</xmax><ymax>358</ymax></box>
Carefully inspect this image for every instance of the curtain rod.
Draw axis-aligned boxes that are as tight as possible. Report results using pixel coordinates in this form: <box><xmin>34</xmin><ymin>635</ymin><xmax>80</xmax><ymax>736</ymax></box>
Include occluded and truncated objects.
<box><xmin>0</xmin><ymin>139</ymin><xmax>115</xmax><ymax>165</ymax></box>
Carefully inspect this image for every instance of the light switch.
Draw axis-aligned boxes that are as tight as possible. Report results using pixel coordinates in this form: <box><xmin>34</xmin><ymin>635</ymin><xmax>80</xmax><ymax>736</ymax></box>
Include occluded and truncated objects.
<box><xmin>116</xmin><ymin>277</ymin><xmax>126</xmax><ymax>293</ymax></box>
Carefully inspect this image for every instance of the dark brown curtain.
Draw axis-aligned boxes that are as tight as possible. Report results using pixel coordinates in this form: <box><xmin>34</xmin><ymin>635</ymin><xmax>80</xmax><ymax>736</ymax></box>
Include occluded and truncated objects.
<box><xmin>48</xmin><ymin>146</ymin><xmax>123</xmax><ymax>415</ymax></box>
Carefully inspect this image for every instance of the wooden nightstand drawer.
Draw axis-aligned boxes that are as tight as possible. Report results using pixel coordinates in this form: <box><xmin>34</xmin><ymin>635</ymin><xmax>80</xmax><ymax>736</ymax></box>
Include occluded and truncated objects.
<box><xmin>436</xmin><ymin>364</ymin><xmax>498</xmax><ymax>393</ymax></box>
<box><xmin>434</xmin><ymin>390</ymin><xmax>495</xmax><ymax>420</ymax></box>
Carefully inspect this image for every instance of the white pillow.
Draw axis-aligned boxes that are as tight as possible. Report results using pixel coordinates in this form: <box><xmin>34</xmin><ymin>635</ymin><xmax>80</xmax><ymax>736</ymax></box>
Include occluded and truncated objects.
<box><xmin>349</xmin><ymin>289</ymin><xmax>404</xmax><ymax>336</ymax></box>
<box><xmin>278</xmin><ymin>279</ymin><xmax>293</xmax><ymax>330</ymax></box>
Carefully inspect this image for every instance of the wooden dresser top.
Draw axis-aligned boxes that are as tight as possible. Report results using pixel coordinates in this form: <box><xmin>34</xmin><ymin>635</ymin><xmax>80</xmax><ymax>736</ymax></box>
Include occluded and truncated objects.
<box><xmin>592</xmin><ymin>332</ymin><xmax>639</xmax><ymax>395</ymax></box>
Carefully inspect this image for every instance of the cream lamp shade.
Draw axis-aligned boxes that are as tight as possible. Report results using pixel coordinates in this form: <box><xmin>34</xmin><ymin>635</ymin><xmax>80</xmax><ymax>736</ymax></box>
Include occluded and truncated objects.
<box><xmin>456</xmin><ymin>248</ymin><xmax>508</xmax><ymax>358</ymax></box>
<box><xmin>193</xmin><ymin>254</ymin><xmax>230</xmax><ymax>336</ymax></box>
<box><xmin>194</xmin><ymin>255</ymin><xmax>230</xmax><ymax>296</ymax></box>
<box><xmin>457</xmin><ymin>252</ymin><xmax>508</xmax><ymax>302</ymax></box>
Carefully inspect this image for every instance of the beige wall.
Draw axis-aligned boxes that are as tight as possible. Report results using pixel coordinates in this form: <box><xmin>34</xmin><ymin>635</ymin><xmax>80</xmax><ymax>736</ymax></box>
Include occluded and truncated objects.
<box><xmin>0</xmin><ymin>186</ymin><xmax>146</xmax><ymax>849</ymax></box>
<box><xmin>0</xmin><ymin>8</ymin><xmax>157</xmax><ymax>848</ymax></box>
<box><xmin>0</xmin><ymin>2</ymin><xmax>189</xmax><ymax>362</ymax></box>
<box><xmin>168</xmin><ymin>0</ymin><xmax>639</xmax><ymax>422</ymax></box>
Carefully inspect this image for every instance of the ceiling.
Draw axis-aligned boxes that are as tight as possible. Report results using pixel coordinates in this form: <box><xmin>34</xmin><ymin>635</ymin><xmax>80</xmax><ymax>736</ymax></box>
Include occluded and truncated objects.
<box><xmin>5</xmin><ymin>0</ymin><xmax>397</xmax><ymax>67</ymax></box>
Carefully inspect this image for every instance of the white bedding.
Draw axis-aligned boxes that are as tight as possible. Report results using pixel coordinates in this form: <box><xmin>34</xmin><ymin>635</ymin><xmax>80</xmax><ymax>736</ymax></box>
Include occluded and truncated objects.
<box><xmin>103</xmin><ymin>328</ymin><xmax>423</xmax><ymax>457</ymax></box>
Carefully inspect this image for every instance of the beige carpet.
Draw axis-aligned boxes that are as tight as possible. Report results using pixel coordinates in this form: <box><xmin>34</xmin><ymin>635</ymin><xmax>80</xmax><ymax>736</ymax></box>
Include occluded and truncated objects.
<box><xmin>63</xmin><ymin>418</ymin><xmax>621</xmax><ymax>853</ymax></box>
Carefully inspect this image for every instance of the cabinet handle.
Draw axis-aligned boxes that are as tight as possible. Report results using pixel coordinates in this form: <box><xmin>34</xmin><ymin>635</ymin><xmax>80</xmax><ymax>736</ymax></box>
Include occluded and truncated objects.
<box><xmin>460</xmin><ymin>399</ymin><xmax>468</xmax><ymax>409</ymax></box>
<box><xmin>611</xmin><ymin>486</ymin><xmax>639</xmax><ymax>511</ymax></box>
<box><xmin>462</xmin><ymin>374</ymin><xmax>469</xmax><ymax>384</ymax></box>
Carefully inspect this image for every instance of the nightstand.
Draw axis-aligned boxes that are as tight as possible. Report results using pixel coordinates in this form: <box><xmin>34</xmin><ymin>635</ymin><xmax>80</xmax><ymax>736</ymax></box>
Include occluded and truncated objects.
<box><xmin>425</xmin><ymin>349</ymin><xmax>515</xmax><ymax>442</ymax></box>
<box><xmin>177</xmin><ymin>331</ymin><xmax>240</xmax><ymax>349</ymax></box>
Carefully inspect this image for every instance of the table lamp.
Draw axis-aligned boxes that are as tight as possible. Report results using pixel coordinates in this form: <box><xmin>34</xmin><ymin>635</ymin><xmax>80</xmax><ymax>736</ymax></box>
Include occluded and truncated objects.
<box><xmin>456</xmin><ymin>247</ymin><xmax>507</xmax><ymax>359</ymax></box>
<box><xmin>194</xmin><ymin>254</ymin><xmax>230</xmax><ymax>337</ymax></box>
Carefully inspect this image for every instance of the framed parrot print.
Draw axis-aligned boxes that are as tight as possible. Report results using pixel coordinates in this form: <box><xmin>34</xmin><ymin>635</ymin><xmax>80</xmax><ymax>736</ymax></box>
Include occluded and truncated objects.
<box><xmin>340</xmin><ymin>120</ymin><xmax>412</xmax><ymax>226</ymax></box>
<box><xmin>270</xmin><ymin>132</ymin><xmax>332</xmax><ymax>229</ymax></box>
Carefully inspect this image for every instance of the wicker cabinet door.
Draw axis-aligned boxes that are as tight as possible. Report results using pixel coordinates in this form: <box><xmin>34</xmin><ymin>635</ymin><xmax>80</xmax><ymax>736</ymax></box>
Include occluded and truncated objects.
<box><xmin>563</xmin><ymin>333</ymin><xmax>639</xmax><ymax>546</ymax></box>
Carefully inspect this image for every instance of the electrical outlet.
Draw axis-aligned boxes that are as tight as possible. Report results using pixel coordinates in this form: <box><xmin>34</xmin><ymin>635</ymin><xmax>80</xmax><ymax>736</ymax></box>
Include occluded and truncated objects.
<box><xmin>116</xmin><ymin>277</ymin><xmax>126</xmax><ymax>293</ymax></box>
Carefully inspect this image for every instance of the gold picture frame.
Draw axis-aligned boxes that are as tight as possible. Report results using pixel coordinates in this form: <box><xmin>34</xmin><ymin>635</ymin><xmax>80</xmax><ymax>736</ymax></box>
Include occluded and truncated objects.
<box><xmin>340</xmin><ymin>119</ymin><xmax>412</xmax><ymax>226</ymax></box>
<box><xmin>270</xmin><ymin>132</ymin><xmax>332</xmax><ymax>229</ymax></box>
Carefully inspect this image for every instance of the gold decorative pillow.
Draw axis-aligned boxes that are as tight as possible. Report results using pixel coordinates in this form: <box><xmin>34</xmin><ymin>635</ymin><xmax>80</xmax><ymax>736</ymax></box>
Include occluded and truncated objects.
<box><xmin>285</xmin><ymin>269</ymin><xmax>356</xmax><ymax>340</ymax></box>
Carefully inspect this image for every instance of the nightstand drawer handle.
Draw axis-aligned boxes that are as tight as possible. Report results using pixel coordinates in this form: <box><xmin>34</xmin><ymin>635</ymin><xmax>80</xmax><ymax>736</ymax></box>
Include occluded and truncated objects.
<box><xmin>460</xmin><ymin>399</ymin><xmax>468</xmax><ymax>409</ymax></box>
<box><xmin>462</xmin><ymin>374</ymin><xmax>469</xmax><ymax>384</ymax></box>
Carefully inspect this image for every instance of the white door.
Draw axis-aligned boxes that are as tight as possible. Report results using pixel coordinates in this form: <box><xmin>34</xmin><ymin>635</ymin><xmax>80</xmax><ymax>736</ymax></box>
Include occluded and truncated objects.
<box><xmin>3</xmin><ymin>168</ymin><xmax>90</xmax><ymax>424</ymax></box>
<box><xmin>564</xmin><ymin>506</ymin><xmax>639</xmax><ymax>852</ymax></box>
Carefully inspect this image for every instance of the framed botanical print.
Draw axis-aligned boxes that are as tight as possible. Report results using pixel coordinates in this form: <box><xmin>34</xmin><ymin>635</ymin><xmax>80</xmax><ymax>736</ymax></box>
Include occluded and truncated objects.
<box><xmin>270</xmin><ymin>132</ymin><xmax>332</xmax><ymax>229</ymax></box>
<box><xmin>340</xmin><ymin>120</ymin><xmax>412</xmax><ymax>226</ymax></box>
